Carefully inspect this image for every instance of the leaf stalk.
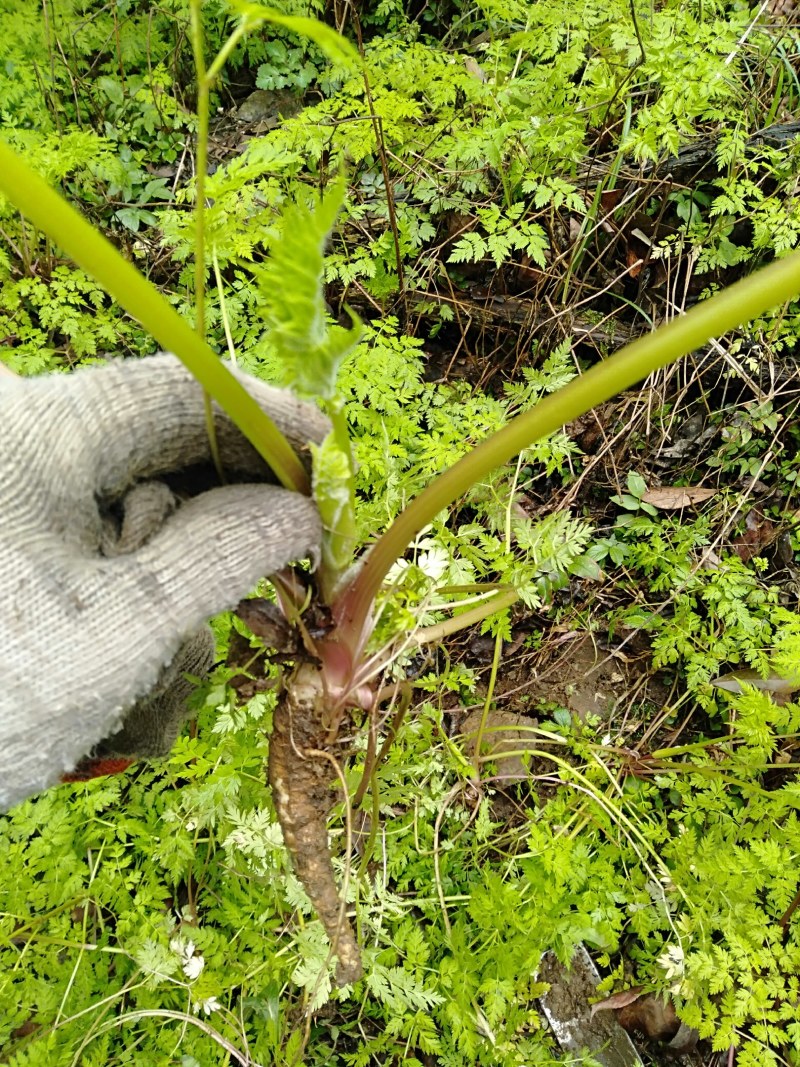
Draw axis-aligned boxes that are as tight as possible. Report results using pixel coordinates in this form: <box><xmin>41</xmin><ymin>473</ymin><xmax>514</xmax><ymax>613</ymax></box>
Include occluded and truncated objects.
<box><xmin>0</xmin><ymin>139</ymin><xmax>311</xmax><ymax>494</ymax></box>
<box><xmin>335</xmin><ymin>251</ymin><xmax>800</xmax><ymax>645</ymax></box>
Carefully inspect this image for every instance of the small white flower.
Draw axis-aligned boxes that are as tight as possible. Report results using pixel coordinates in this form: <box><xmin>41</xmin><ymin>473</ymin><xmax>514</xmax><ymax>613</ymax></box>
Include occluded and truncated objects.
<box><xmin>183</xmin><ymin>954</ymin><xmax>205</xmax><ymax>980</ymax></box>
<box><xmin>385</xmin><ymin>558</ymin><xmax>412</xmax><ymax>585</ymax></box>
<box><xmin>658</xmin><ymin>943</ymin><xmax>685</xmax><ymax>984</ymax></box>
<box><xmin>417</xmin><ymin>545</ymin><xmax>450</xmax><ymax>581</ymax></box>
<box><xmin>170</xmin><ymin>937</ymin><xmax>205</xmax><ymax>981</ymax></box>
<box><xmin>194</xmin><ymin>996</ymin><xmax>221</xmax><ymax>1016</ymax></box>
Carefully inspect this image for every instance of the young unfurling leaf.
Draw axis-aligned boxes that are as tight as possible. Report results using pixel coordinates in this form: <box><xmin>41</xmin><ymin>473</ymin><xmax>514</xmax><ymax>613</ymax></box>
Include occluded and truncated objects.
<box><xmin>259</xmin><ymin>178</ymin><xmax>362</xmax><ymax>400</ymax></box>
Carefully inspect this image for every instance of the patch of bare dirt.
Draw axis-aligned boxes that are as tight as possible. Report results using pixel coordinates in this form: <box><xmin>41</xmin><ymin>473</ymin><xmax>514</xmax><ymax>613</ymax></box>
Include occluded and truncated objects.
<box><xmin>454</xmin><ymin>629</ymin><xmax>670</xmax><ymax>757</ymax></box>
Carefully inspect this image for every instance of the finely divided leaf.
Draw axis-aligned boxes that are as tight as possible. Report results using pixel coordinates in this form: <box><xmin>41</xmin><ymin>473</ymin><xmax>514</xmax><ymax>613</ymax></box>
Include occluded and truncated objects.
<box><xmin>262</xmin><ymin>179</ymin><xmax>361</xmax><ymax>399</ymax></box>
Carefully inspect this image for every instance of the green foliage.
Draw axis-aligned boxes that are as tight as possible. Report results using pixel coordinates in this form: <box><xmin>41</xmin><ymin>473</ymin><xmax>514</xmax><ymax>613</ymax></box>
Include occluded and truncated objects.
<box><xmin>448</xmin><ymin>204</ymin><xmax>549</xmax><ymax>269</ymax></box>
<box><xmin>629</xmin><ymin>689</ymin><xmax>800</xmax><ymax>1056</ymax></box>
<box><xmin>259</xmin><ymin>180</ymin><xmax>361</xmax><ymax>400</ymax></box>
<box><xmin>227</xmin><ymin>0</ymin><xmax>358</xmax><ymax>68</ymax></box>
<box><xmin>8</xmin><ymin>636</ymin><xmax>796</xmax><ymax>1064</ymax></box>
<box><xmin>0</xmin><ymin>265</ymin><xmax>150</xmax><ymax>372</ymax></box>
<box><xmin>0</xmin><ymin>674</ymin><xmax>592</xmax><ymax>1065</ymax></box>
<box><xmin>707</xmin><ymin>398</ymin><xmax>783</xmax><ymax>480</ymax></box>
<box><xmin>3</xmin><ymin>1</ymin><xmax>800</xmax><ymax>1064</ymax></box>
<box><xmin>604</xmin><ymin>506</ymin><xmax>783</xmax><ymax>704</ymax></box>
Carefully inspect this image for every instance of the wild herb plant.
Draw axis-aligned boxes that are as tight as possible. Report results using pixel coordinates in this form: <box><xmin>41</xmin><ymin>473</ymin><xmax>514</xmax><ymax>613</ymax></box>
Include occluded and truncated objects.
<box><xmin>3</xmin><ymin>1</ymin><xmax>800</xmax><ymax>1064</ymax></box>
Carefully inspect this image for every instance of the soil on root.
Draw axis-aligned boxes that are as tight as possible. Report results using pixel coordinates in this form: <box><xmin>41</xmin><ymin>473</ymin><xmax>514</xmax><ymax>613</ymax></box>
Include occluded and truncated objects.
<box><xmin>269</xmin><ymin>661</ymin><xmax>363</xmax><ymax>986</ymax></box>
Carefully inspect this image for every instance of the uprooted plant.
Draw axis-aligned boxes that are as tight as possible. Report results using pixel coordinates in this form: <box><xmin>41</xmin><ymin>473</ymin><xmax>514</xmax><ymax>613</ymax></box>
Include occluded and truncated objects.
<box><xmin>4</xmin><ymin>0</ymin><xmax>800</xmax><ymax>994</ymax></box>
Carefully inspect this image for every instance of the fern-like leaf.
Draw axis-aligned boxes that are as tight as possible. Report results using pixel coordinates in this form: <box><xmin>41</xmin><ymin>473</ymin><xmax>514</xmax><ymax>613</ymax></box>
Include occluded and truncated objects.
<box><xmin>260</xmin><ymin>178</ymin><xmax>361</xmax><ymax>399</ymax></box>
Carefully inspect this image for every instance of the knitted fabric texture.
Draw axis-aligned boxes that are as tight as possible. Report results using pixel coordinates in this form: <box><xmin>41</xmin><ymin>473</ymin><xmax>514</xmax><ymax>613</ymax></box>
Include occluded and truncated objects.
<box><xmin>87</xmin><ymin>479</ymin><xmax>215</xmax><ymax>763</ymax></box>
<box><xmin>0</xmin><ymin>354</ymin><xmax>326</xmax><ymax>810</ymax></box>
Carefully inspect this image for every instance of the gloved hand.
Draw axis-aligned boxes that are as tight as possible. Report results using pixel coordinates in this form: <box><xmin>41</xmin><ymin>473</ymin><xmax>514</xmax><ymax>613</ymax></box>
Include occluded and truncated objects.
<box><xmin>0</xmin><ymin>354</ymin><xmax>328</xmax><ymax>810</ymax></box>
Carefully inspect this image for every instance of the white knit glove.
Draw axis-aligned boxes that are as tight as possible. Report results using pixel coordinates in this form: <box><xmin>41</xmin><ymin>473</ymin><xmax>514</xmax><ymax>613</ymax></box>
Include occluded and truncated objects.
<box><xmin>0</xmin><ymin>354</ymin><xmax>327</xmax><ymax>810</ymax></box>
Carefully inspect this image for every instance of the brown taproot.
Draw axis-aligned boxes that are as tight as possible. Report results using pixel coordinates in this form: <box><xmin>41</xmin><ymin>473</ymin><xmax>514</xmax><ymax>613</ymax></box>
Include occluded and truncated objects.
<box><xmin>269</xmin><ymin>660</ymin><xmax>363</xmax><ymax>985</ymax></box>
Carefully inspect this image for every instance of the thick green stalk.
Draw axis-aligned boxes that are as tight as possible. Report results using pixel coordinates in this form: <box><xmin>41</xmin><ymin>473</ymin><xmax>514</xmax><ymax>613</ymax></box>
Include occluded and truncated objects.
<box><xmin>0</xmin><ymin>138</ymin><xmax>310</xmax><ymax>495</ymax></box>
<box><xmin>337</xmin><ymin>250</ymin><xmax>800</xmax><ymax>642</ymax></box>
<box><xmin>317</xmin><ymin>399</ymin><xmax>359</xmax><ymax>602</ymax></box>
<box><xmin>409</xmin><ymin>588</ymin><xmax>519</xmax><ymax>645</ymax></box>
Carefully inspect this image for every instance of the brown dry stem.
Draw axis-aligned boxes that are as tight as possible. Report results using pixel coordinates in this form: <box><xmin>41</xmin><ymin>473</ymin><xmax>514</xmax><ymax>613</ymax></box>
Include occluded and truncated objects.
<box><xmin>269</xmin><ymin>661</ymin><xmax>363</xmax><ymax>986</ymax></box>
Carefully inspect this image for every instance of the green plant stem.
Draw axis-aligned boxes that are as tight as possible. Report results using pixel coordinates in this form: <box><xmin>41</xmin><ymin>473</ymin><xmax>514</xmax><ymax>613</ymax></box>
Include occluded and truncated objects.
<box><xmin>189</xmin><ymin>0</ymin><xmax>208</xmax><ymax>341</ymax></box>
<box><xmin>470</xmin><ymin>455</ymin><xmax>523</xmax><ymax>774</ymax></box>
<box><xmin>318</xmin><ymin>399</ymin><xmax>359</xmax><ymax>602</ymax></box>
<box><xmin>0</xmin><ymin>139</ymin><xmax>310</xmax><ymax>494</ymax></box>
<box><xmin>336</xmin><ymin>249</ymin><xmax>800</xmax><ymax>646</ymax></box>
<box><xmin>213</xmin><ymin>248</ymin><xmax>237</xmax><ymax>363</ymax></box>
<box><xmin>189</xmin><ymin>0</ymin><xmax>224</xmax><ymax>484</ymax></box>
<box><xmin>409</xmin><ymin>587</ymin><xmax>519</xmax><ymax>646</ymax></box>
<box><xmin>207</xmin><ymin>23</ymin><xmax>249</xmax><ymax>83</ymax></box>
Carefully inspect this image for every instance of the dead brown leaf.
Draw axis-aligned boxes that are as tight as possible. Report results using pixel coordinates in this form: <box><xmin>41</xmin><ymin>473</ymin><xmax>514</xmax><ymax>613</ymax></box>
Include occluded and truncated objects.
<box><xmin>626</xmin><ymin>246</ymin><xmax>644</xmax><ymax>277</ymax></box>
<box><xmin>712</xmin><ymin>667</ymin><xmax>800</xmax><ymax>701</ymax></box>
<box><xmin>600</xmin><ymin>188</ymin><xmax>622</xmax><ymax>213</ymax></box>
<box><xmin>641</xmin><ymin>486</ymin><xmax>716</xmax><ymax>509</ymax></box>
<box><xmin>731</xmin><ymin>508</ymin><xmax>779</xmax><ymax>561</ymax></box>
<box><xmin>590</xmin><ymin>987</ymin><xmax>644</xmax><ymax>1016</ymax></box>
<box><xmin>464</xmin><ymin>57</ymin><xmax>487</xmax><ymax>81</ymax></box>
